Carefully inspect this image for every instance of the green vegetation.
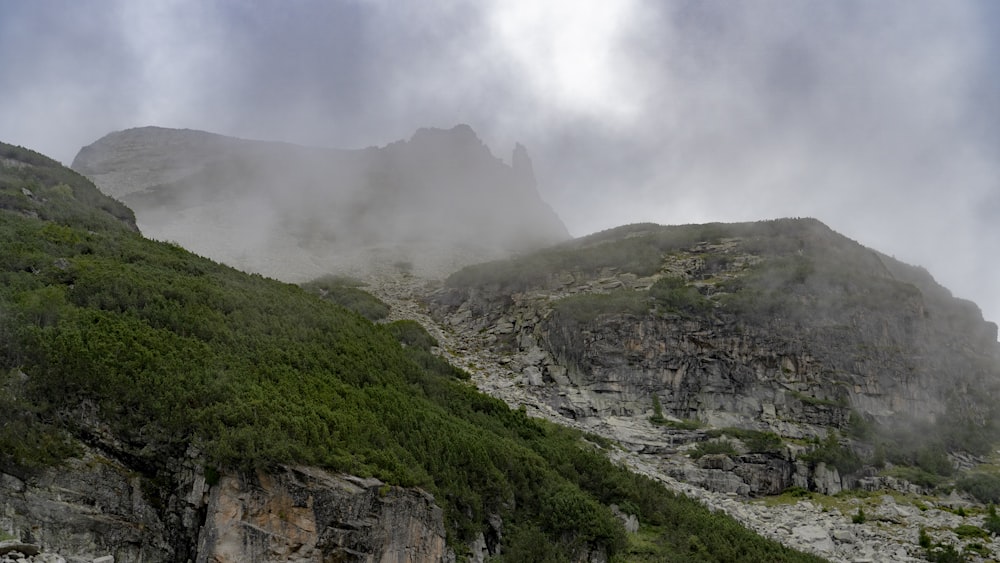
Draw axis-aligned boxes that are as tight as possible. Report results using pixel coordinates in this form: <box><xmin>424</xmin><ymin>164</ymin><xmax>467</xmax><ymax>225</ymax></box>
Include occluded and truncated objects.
<box><xmin>883</xmin><ymin>466</ymin><xmax>948</xmax><ymax>490</ymax></box>
<box><xmin>851</xmin><ymin>507</ymin><xmax>866</xmax><ymax>524</ymax></box>
<box><xmin>801</xmin><ymin>433</ymin><xmax>862</xmax><ymax>475</ymax></box>
<box><xmin>446</xmin><ymin>222</ymin><xmax>734</xmax><ymax>292</ymax></box>
<box><xmin>953</xmin><ymin>524</ymin><xmax>989</xmax><ymax>540</ymax></box>
<box><xmin>956</xmin><ymin>472</ymin><xmax>1000</xmax><ymax>504</ymax></box>
<box><xmin>919</xmin><ymin>527</ymin><xmax>933</xmax><ymax>549</ymax></box>
<box><xmin>924</xmin><ymin>542</ymin><xmax>968</xmax><ymax>563</ymax></box>
<box><xmin>706</xmin><ymin>428</ymin><xmax>784</xmax><ymax>454</ymax></box>
<box><xmin>300</xmin><ymin>274</ymin><xmax>390</xmax><ymax>321</ymax></box>
<box><xmin>984</xmin><ymin>504</ymin><xmax>1000</xmax><ymax>536</ymax></box>
<box><xmin>0</xmin><ymin>143</ymin><xmax>135</xmax><ymax>231</ymax></box>
<box><xmin>649</xmin><ymin>394</ymin><xmax>666</xmax><ymax>425</ymax></box>
<box><xmin>788</xmin><ymin>390</ymin><xmax>847</xmax><ymax>408</ymax></box>
<box><xmin>690</xmin><ymin>440</ymin><xmax>739</xmax><ymax>460</ymax></box>
<box><xmin>386</xmin><ymin>319</ymin><xmax>438</xmax><ymax>351</ymax></box>
<box><xmin>649</xmin><ymin>276</ymin><xmax>712</xmax><ymax>316</ymax></box>
<box><xmin>551</xmin><ymin>290</ymin><xmax>650</xmax><ymax>323</ymax></box>
<box><xmin>0</xmin><ymin>142</ymin><xmax>827</xmax><ymax>561</ymax></box>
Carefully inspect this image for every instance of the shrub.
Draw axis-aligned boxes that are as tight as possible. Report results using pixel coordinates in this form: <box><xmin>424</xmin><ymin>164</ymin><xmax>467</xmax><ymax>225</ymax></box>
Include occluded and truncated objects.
<box><xmin>690</xmin><ymin>440</ymin><xmax>738</xmax><ymax>459</ymax></box>
<box><xmin>801</xmin><ymin>433</ymin><xmax>862</xmax><ymax>475</ymax></box>
<box><xmin>956</xmin><ymin>473</ymin><xmax>1000</xmax><ymax>504</ymax></box>
<box><xmin>649</xmin><ymin>395</ymin><xmax>665</xmax><ymax>425</ymax></box>
<box><xmin>649</xmin><ymin>276</ymin><xmax>711</xmax><ymax>315</ymax></box>
<box><xmin>953</xmin><ymin>525</ymin><xmax>988</xmax><ymax>539</ymax></box>
<box><xmin>551</xmin><ymin>290</ymin><xmax>650</xmax><ymax>323</ymax></box>
<box><xmin>386</xmin><ymin>320</ymin><xmax>437</xmax><ymax>351</ymax></box>
<box><xmin>851</xmin><ymin>508</ymin><xmax>866</xmax><ymax>524</ymax></box>
<box><xmin>884</xmin><ymin>466</ymin><xmax>948</xmax><ymax>489</ymax></box>
<box><xmin>708</xmin><ymin>428</ymin><xmax>784</xmax><ymax>454</ymax></box>
<box><xmin>985</xmin><ymin>504</ymin><xmax>1000</xmax><ymax>537</ymax></box>
<box><xmin>301</xmin><ymin>278</ymin><xmax>390</xmax><ymax>321</ymax></box>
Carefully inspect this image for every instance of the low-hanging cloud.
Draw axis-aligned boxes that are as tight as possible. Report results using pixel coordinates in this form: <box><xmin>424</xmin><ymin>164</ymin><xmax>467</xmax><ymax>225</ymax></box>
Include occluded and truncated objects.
<box><xmin>0</xmin><ymin>0</ymin><xmax>997</xmax><ymax>325</ymax></box>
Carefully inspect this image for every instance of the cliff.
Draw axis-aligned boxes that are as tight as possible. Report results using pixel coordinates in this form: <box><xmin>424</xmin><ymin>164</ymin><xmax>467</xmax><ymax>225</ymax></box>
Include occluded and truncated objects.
<box><xmin>0</xmin><ymin>449</ymin><xmax>450</xmax><ymax>563</ymax></box>
<box><xmin>71</xmin><ymin>125</ymin><xmax>569</xmax><ymax>280</ymax></box>
<box><xmin>430</xmin><ymin>219</ymin><xmax>1000</xmax><ymax>492</ymax></box>
<box><xmin>3</xmin><ymin>141</ymin><xmax>827</xmax><ymax>562</ymax></box>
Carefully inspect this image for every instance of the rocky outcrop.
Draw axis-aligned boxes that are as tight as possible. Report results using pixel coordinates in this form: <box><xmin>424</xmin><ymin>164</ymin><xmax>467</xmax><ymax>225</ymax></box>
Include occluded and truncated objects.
<box><xmin>196</xmin><ymin>467</ymin><xmax>449</xmax><ymax>563</ymax></box>
<box><xmin>366</xmin><ymin>271</ymin><xmax>1000</xmax><ymax>563</ymax></box>
<box><xmin>71</xmin><ymin>125</ymin><xmax>569</xmax><ymax>281</ymax></box>
<box><xmin>1</xmin><ymin>451</ymin><xmax>451</xmax><ymax>562</ymax></box>
<box><xmin>0</xmin><ymin>453</ymin><xmax>172</xmax><ymax>562</ymax></box>
<box><xmin>430</xmin><ymin>220</ymin><xmax>1000</xmax><ymax>440</ymax></box>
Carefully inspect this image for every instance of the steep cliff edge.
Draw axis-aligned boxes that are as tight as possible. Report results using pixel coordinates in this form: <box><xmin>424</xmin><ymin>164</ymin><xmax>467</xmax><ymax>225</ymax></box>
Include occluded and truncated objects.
<box><xmin>0</xmin><ymin>449</ymin><xmax>450</xmax><ymax>563</ymax></box>
<box><xmin>71</xmin><ymin>125</ymin><xmax>569</xmax><ymax>280</ymax></box>
<box><xmin>430</xmin><ymin>219</ymin><xmax>1000</xmax><ymax>488</ymax></box>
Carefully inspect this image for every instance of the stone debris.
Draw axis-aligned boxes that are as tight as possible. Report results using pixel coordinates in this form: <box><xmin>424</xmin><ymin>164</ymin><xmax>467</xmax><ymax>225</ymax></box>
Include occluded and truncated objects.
<box><xmin>366</xmin><ymin>272</ymin><xmax>1000</xmax><ymax>563</ymax></box>
<box><xmin>0</xmin><ymin>540</ymin><xmax>113</xmax><ymax>563</ymax></box>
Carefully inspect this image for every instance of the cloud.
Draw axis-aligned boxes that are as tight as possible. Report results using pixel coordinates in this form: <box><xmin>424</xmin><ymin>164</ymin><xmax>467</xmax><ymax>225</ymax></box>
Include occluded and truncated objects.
<box><xmin>0</xmin><ymin>0</ymin><xmax>997</xmax><ymax>325</ymax></box>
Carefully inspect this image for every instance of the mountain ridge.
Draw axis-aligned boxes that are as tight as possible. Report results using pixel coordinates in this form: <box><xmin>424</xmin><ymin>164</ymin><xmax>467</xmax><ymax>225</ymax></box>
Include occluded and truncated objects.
<box><xmin>2</xmin><ymin>140</ymin><xmax>832</xmax><ymax>562</ymax></box>
<box><xmin>72</xmin><ymin>124</ymin><xmax>569</xmax><ymax>281</ymax></box>
<box><xmin>9</xmin><ymin>131</ymin><xmax>1000</xmax><ymax>560</ymax></box>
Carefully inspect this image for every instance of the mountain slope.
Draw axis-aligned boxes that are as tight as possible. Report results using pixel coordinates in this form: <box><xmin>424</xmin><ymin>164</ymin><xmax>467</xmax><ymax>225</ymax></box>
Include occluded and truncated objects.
<box><xmin>1</xmin><ymin>143</ymin><xmax>825</xmax><ymax>561</ymax></box>
<box><xmin>71</xmin><ymin>125</ymin><xmax>569</xmax><ymax>280</ymax></box>
<box><xmin>431</xmin><ymin>219</ymin><xmax>1000</xmax><ymax>493</ymax></box>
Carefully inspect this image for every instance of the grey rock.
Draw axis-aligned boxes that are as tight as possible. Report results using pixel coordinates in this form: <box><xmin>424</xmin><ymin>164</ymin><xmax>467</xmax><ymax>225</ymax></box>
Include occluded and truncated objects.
<box><xmin>791</xmin><ymin>525</ymin><xmax>835</xmax><ymax>553</ymax></box>
<box><xmin>522</xmin><ymin>366</ymin><xmax>544</xmax><ymax>387</ymax></box>
<box><xmin>195</xmin><ymin>467</ymin><xmax>451</xmax><ymax>563</ymax></box>
<box><xmin>698</xmin><ymin>454</ymin><xmax>736</xmax><ymax>472</ymax></box>
<box><xmin>832</xmin><ymin>528</ymin><xmax>856</xmax><ymax>543</ymax></box>
<box><xmin>0</xmin><ymin>542</ymin><xmax>40</xmax><ymax>556</ymax></box>
<box><xmin>812</xmin><ymin>462</ymin><xmax>842</xmax><ymax>495</ymax></box>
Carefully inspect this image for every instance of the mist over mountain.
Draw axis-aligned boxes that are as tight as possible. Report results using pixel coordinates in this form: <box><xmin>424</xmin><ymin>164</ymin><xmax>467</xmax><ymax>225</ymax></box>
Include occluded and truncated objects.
<box><xmin>72</xmin><ymin>124</ymin><xmax>569</xmax><ymax>280</ymax></box>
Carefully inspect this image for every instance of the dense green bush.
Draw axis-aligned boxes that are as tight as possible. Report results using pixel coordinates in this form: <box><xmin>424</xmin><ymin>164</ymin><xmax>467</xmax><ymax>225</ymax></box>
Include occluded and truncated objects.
<box><xmin>956</xmin><ymin>473</ymin><xmax>1000</xmax><ymax>504</ymax></box>
<box><xmin>690</xmin><ymin>440</ymin><xmax>738</xmax><ymax>459</ymax></box>
<box><xmin>883</xmin><ymin>466</ymin><xmax>948</xmax><ymax>489</ymax></box>
<box><xmin>801</xmin><ymin>433</ymin><xmax>862</xmax><ymax>475</ymax></box>
<box><xmin>707</xmin><ymin>428</ymin><xmax>784</xmax><ymax>454</ymax></box>
<box><xmin>386</xmin><ymin>319</ymin><xmax>438</xmax><ymax>351</ymax></box>
<box><xmin>649</xmin><ymin>276</ymin><xmax>712</xmax><ymax>315</ymax></box>
<box><xmin>984</xmin><ymin>504</ymin><xmax>1000</xmax><ymax>536</ymax></box>
<box><xmin>551</xmin><ymin>290</ymin><xmax>650</xmax><ymax>323</ymax></box>
<box><xmin>300</xmin><ymin>275</ymin><xmax>390</xmax><ymax>321</ymax></box>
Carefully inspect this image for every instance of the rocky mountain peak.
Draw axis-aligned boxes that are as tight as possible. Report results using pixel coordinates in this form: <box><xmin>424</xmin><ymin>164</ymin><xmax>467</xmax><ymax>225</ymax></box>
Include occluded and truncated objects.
<box><xmin>72</xmin><ymin>125</ymin><xmax>570</xmax><ymax>281</ymax></box>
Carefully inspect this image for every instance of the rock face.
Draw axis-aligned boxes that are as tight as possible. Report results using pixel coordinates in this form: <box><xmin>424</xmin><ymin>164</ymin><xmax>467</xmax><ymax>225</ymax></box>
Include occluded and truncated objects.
<box><xmin>1</xmin><ymin>451</ymin><xmax>451</xmax><ymax>563</ymax></box>
<box><xmin>71</xmin><ymin>125</ymin><xmax>569</xmax><ymax>281</ymax></box>
<box><xmin>364</xmin><ymin>272</ymin><xmax>1000</xmax><ymax>562</ymax></box>
<box><xmin>196</xmin><ymin>468</ymin><xmax>449</xmax><ymax>563</ymax></box>
<box><xmin>430</xmin><ymin>219</ymin><xmax>1000</xmax><ymax>451</ymax></box>
<box><xmin>0</xmin><ymin>453</ymin><xmax>173</xmax><ymax>562</ymax></box>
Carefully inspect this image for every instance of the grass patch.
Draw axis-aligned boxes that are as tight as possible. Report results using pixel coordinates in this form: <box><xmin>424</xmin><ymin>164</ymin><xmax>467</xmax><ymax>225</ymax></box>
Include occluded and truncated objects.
<box><xmin>690</xmin><ymin>440</ymin><xmax>738</xmax><ymax>459</ymax></box>
<box><xmin>551</xmin><ymin>290</ymin><xmax>650</xmax><ymax>323</ymax></box>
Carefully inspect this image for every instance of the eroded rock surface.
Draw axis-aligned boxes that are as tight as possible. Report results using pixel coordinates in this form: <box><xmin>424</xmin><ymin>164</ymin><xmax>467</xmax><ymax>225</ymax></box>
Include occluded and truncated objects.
<box><xmin>2</xmin><ymin>454</ymin><xmax>451</xmax><ymax>563</ymax></box>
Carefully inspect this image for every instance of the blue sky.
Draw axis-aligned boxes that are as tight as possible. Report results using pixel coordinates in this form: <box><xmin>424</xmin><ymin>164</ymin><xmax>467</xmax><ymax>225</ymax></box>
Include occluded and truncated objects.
<box><xmin>1</xmin><ymin>0</ymin><xmax>998</xmax><ymax>326</ymax></box>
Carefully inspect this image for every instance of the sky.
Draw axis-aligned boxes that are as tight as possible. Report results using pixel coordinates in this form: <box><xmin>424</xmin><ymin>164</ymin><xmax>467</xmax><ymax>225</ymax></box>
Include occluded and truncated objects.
<box><xmin>1</xmin><ymin>0</ymin><xmax>999</xmax><ymax>326</ymax></box>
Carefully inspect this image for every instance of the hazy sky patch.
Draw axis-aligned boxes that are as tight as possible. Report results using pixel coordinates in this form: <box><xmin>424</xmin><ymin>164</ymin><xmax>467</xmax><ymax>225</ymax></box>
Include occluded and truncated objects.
<box><xmin>1</xmin><ymin>0</ymin><xmax>998</xmax><ymax>325</ymax></box>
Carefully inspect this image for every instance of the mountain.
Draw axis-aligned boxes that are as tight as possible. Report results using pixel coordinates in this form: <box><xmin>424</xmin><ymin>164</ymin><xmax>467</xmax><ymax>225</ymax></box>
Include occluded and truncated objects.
<box><xmin>71</xmin><ymin>125</ymin><xmax>570</xmax><ymax>280</ymax></box>
<box><xmin>430</xmin><ymin>219</ymin><xmax>1000</xmax><ymax>496</ymax></box>
<box><xmin>17</xmin><ymin>124</ymin><xmax>1000</xmax><ymax>559</ymax></box>
<box><xmin>0</xmin><ymin>144</ymin><xmax>825</xmax><ymax>561</ymax></box>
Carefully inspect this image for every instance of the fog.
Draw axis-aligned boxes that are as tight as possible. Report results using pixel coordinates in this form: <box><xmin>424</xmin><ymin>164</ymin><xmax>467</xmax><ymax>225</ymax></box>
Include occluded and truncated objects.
<box><xmin>1</xmin><ymin>1</ymin><xmax>998</xmax><ymax>325</ymax></box>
